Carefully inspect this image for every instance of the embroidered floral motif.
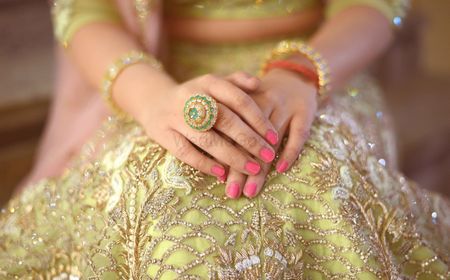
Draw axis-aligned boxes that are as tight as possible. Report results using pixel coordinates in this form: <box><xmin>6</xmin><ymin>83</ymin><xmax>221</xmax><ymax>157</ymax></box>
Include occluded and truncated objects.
<box><xmin>1</xmin><ymin>39</ymin><xmax>448</xmax><ymax>280</ymax></box>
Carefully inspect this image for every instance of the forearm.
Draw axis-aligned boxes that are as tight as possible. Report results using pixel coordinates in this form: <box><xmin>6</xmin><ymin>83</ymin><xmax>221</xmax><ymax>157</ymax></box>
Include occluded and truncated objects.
<box><xmin>68</xmin><ymin>22</ymin><xmax>176</xmax><ymax>120</ymax></box>
<box><xmin>294</xmin><ymin>6</ymin><xmax>394</xmax><ymax>90</ymax></box>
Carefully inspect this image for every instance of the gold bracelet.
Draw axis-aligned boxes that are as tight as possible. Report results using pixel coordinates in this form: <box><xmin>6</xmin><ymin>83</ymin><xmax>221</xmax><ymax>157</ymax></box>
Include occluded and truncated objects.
<box><xmin>102</xmin><ymin>51</ymin><xmax>163</xmax><ymax>119</ymax></box>
<box><xmin>260</xmin><ymin>40</ymin><xmax>331</xmax><ymax>97</ymax></box>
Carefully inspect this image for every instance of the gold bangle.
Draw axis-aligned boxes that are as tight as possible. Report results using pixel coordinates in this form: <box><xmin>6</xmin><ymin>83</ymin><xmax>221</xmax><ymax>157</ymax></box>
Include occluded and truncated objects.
<box><xmin>260</xmin><ymin>40</ymin><xmax>331</xmax><ymax>97</ymax></box>
<box><xmin>102</xmin><ymin>51</ymin><xmax>163</xmax><ymax>119</ymax></box>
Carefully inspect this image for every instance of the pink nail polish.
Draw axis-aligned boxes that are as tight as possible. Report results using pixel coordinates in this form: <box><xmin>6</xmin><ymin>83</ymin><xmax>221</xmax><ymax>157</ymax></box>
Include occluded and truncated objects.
<box><xmin>244</xmin><ymin>182</ymin><xmax>258</xmax><ymax>198</ymax></box>
<box><xmin>260</xmin><ymin>147</ymin><xmax>275</xmax><ymax>163</ymax></box>
<box><xmin>211</xmin><ymin>165</ymin><xmax>225</xmax><ymax>177</ymax></box>
<box><xmin>245</xmin><ymin>161</ymin><xmax>261</xmax><ymax>175</ymax></box>
<box><xmin>276</xmin><ymin>160</ymin><xmax>289</xmax><ymax>173</ymax></box>
<box><xmin>226</xmin><ymin>182</ymin><xmax>240</xmax><ymax>198</ymax></box>
<box><xmin>265</xmin><ymin>129</ymin><xmax>279</xmax><ymax>145</ymax></box>
<box><xmin>217</xmin><ymin>174</ymin><xmax>227</xmax><ymax>183</ymax></box>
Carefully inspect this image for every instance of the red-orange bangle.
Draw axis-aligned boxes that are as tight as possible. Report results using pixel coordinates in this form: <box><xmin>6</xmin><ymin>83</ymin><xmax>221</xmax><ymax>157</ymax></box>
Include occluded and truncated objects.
<box><xmin>263</xmin><ymin>60</ymin><xmax>319</xmax><ymax>88</ymax></box>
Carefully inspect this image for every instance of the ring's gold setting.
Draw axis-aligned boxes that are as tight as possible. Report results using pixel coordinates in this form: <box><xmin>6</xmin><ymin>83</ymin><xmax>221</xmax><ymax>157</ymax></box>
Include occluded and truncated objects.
<box><xmin>184</xmin><ymin>94</ymin><xmax>218</xmax><ymax>132</ymax></box>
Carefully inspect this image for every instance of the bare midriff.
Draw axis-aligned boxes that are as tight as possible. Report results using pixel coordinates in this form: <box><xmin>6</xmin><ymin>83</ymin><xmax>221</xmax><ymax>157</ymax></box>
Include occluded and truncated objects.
<box><xmin>164</xmin><ymin>7</ymin><xmax>323</xmax><ymax>43</ymax></box>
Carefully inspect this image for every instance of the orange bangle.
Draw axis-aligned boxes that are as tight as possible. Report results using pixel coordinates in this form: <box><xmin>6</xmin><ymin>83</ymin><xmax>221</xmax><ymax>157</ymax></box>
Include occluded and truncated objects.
<box><xmin>259</xmin><ymin>40</ymin><xmax>331</xmax><ymax>97</ymax></box>
<box><xmin>263</xmin><ymin>60</ymin><xmax>319</xmax><ymax>89</ymax></box>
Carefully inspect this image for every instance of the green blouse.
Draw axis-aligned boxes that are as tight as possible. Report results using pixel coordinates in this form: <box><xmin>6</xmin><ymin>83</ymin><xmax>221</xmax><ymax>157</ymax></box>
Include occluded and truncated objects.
<box><xmin>51</xmin><ymin>0</ymin><xmax>409</xmax><ymax>47</ymax></box>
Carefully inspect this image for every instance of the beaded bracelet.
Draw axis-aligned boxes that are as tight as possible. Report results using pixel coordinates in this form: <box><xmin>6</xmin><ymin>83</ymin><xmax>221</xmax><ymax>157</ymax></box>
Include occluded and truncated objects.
<box><xmin>260</xmin><ymin>40</ymin><xmax>331</xmax><ymax>97</ymax></box>
<box><xmin>102</xmin><ymin>51</ymin><xmax>163</xmax><ymax>119</ymax></box>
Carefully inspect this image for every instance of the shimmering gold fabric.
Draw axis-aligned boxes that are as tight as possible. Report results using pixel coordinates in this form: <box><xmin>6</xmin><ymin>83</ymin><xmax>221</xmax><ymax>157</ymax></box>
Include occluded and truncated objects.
<box><xmin>167</xmin><ymin>38</ymin><xmax>313</xmax><ymax>81</ymax></box>
<box><xmin>1</xmin><ymin>37</ymin><xmax>449</xmax><ymax>279</ymax></box>
<box><xmin>52</xmin><ymin>0</ymin><xmax>409</xmax><ymax>47</ymax></box>
<box><xmin>163</xmin><ymin>0</ymin><xmax>319</xmax><ymax>19</ymax></box>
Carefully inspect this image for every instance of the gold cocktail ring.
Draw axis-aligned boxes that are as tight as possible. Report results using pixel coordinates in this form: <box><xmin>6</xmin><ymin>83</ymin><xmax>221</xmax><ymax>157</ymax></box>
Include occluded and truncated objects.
<box><xmin>184</xmin><ymin>94</ymin><xmax>218</xmax><ymax>132</ymax></box>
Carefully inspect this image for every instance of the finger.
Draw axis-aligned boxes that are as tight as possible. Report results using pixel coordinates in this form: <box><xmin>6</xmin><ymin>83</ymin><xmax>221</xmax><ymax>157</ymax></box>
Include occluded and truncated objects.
<box><xmin>162</xmin><ymin>129</ymin><xmax>227</xmax><ymax>179</ymax></box>
<box><xmin>225</xmin><ymin>71</ymin><xmax>260</xmax><ymax>92</ymax></box>
<box><xmin>243</xmin><ymin>113</ymin><xmax>289</xmax><ymax>198</ymax></box>
<box><xmin>176</xmin><ymin>126</ymin><xmax>262</xmax><ymax>176</ymax></box>
<box><xmin>276</xmin><ymin>117</ymin><xmax>312</xmax><ymax>173</ymax></box>
<box><xmin>215</xmin><ymin>104</ymin><xmax>276</xmax><ymax>163</ymax></box>
<box><xmin>198</xmin><ymin>74</ymin><xmax>279</xmax><ymax>146</ymax></box>
<box><xmin>225</xmin><ymin>168</ymin><xmax>246</xmax><ymax>199</ymax></box>
<box><xmin>243</xmin><ymin>161</ymin><xmax>272</xmax><ymax>198</ymax></box>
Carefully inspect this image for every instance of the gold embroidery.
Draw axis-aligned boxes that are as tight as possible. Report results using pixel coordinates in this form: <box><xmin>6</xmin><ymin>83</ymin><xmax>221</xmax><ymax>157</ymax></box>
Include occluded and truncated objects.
<box><xmin>1</xmin><ymin>29</ymin><xmax>449</xmax><ymax>280</ymax></box>
<box><xmin>51</xmin><ymin>0</ymin><xmax>75</xmax><ymax>47</ymax></box>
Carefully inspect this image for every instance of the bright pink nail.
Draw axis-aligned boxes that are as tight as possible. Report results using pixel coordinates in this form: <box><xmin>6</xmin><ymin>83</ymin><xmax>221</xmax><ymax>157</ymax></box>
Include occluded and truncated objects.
<box><xmin>218</xmin><ymin>174</ymin><xmax>227</xmax><ymax>182</ymax></box>
<box><xmin>226</xmin><ymin>182</ymin><xmax>240</xmax><ymax>198</ymax></box>
<box><xmin>276</xmin><ymin>160</ymin><xmax>289</xmax><ymax>173</ymax></box>
<box><xmin>244</xmin><ymin>182</ymin><xmax>258</xmax><ymax>198</ymax></box>
<box><xmin>211</xmin><ymin>165</ymin><xmax>225</xmax><ymax>177</ymax></box>
<box><xmin>245</xmin><ymin>161</ymin><xmax>261</xmax><ymax>175</ymax></box>
<box><xmin>265</xmin><ymin>129</ymin><xmax>279</xmax><ymax>145</ymax></box>
<box><xmin>260</xmin><ymin>147</ymin><xmax>275</xmax><ymax>163</ymax></box>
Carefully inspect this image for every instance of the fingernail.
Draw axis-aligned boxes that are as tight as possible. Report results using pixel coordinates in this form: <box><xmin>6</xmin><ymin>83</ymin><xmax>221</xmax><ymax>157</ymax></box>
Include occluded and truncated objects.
<box><xmin>226</xmin><ymin>182</ymin><xmax>240</xmax><ymax>198</ymax></box>
<box><xmin>259</xmin><ymin>147</ymin><xmax>275</xmax><ymax>163</ymax></box>
<box><xmin>276</xmin><ymin>160</ymin><xmax>289</xmax><ymax>173</ymax></box>
<box><xmin>265</xmin><ymin>129</ymin><xmax>278</xmax><ymax>145</ymax></box>
<box><xmin>218</xmin><ymin>174</ymin><xmax>227</xmax><ymax>182</ymax></box>
<box><xmin>211</xmin><ymin>165</ymin><xmax>225</xmax><ymax>177</ymax></box>
<box><xmin>245</xmin><ymin>161</ymin><xmax>261</xmax><ymax>175</ymax></box>
<box><xmin>244</xmin><ymin>182</ymin><xmax>258</xmax><ymax>198</ymax></box>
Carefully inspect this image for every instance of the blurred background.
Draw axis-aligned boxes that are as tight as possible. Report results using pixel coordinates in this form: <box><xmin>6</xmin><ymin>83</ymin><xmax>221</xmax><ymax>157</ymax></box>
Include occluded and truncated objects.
<box><xmin>0</xmin><ymin>0</ymin><xmax>449</xmax><ymax>205</ymax></box>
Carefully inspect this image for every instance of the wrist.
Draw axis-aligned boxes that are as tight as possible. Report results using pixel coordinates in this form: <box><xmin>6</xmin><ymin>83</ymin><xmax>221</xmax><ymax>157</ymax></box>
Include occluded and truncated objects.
<box><xmin>268</xmin><ymin>68</ymin><xmax>317</xmax><ymax>92</ymax></box>
<box><xmin>113</xmin><ymin>63</ymin><xmax>177</xmax><ymax>121</ymax></box>
<box><xmin>259</xmin><ymin>40</ymin><xmax>331</xmax><ymax>100</ymax></box>
<box><xmin>265</xmin><ymin>60</ymin><xmax>318</xmax><ymax>88</ymax></box>
<box><xmin>286</xmin><ymin>54</ymin><xmax>315</xmax><ymax>69</ymax></box>
<box><xmin>265</xmin><ymin>68</ymin><xmax>319</xmax><ymax>106</ymax></box>
<box><xmin>265</xmin><ymin>60</ymin><xmax>327</xmax><ymax>106</ymax></box>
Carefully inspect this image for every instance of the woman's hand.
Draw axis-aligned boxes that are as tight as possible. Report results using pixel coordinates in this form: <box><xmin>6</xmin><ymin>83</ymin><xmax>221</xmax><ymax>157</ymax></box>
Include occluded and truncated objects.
<box><xmin>136</xmin><ymin>71</ymin><xmax>279</xmax><ymax>180</ymax></box>
<box><xmin>225</xmin><ymin>69</ymin><xmax>318</xmax><ymax>198</ymax></box>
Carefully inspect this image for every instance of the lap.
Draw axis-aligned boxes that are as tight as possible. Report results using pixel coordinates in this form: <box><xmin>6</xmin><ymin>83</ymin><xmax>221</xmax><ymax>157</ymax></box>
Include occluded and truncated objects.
<box><xmin>1</xmin><ymin>75</ymin><xmax>449</xmax><ymax>279</ymax></box>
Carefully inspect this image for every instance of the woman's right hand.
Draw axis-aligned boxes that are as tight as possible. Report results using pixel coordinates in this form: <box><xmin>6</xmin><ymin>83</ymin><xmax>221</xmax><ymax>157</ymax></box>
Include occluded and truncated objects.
<box><xmin>134</xmin><ymin>72</ymin><xmax>279</xmax><ymax>180</ymax></box>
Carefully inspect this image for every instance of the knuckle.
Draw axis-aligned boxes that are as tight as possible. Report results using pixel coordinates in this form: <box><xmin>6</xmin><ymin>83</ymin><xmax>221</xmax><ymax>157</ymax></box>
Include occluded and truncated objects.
<box><xmin>177</xmin><ymin>85</ymin><xmax>194</xmax><ymax>98</ymax></box>
<box><xmin>201</xmin><ymin>73</ymin><xmax>218</xmax><ymax>84</ymax></box>
<box><xmin>264</xmin><ymin>89</ymin><xmax>277</xmax><ymax>98</ymax></box>
<box><xmin>284</xmin><ymin>146</ymin><xmax>301</xmax><ymax>160</ymax></box>
<box><xmin>235</xmin><ymin>133</ymin><xmax>256</xmax><ymax>148</ymax></box>
<box><xmin>174</xmin><ymin>142</ymin><xmax>191</xmax><ymax>159</ymax></box>
<box><xmin>194</xmin><ymin>155</ymin><xmax>208</xmax><ymax>171</ymax></box>
<box><xmin>244</xmin><ymin>134</ymin><xmax>259</xmax><ymax>148</ymax></box>
<box><xmin>293</xmin><ymin>126</ymin><xmax>311</xmax><ymax>140</ymax></box>
<box><xmin>266</xmin><ymin>90</ymin><xmax>284</xmax><ymax>104</ymax></box>
<box><xmin>227</xmin><ymin>153</ymin><xmax>242</xmax><ymax>169</ymax></box>
<box><xmin>198</xmin><ymin>134</ymin><xmax>215</xmax><ymax>149</ymax></box>
<box><xmin>234</xmin><ymin>133</ymin><xmax>246</xmax><ymax>144</ymax></box>
<box><xmin>227</xmin><ymin>72</ymin><xmax>239</xmax><ymax>80</ymax></box>
<box><xmin>235</xmin><ymin>71</ymin><xmax>249</xmax><ymax>79</ymax></box>
<box><xmin>235</xmin><ymin>94</ymin><xmax>253</xmax><ymax>108</ymax></box>
<box><xmin>217</xmin><ymin>112</ymin><xmax>236</xmax><ymax>130</ymax></box>
<box><xmin>254</xmin><ymin>115</ymin><xmax>268</xmax><ymax>129</ymax></box>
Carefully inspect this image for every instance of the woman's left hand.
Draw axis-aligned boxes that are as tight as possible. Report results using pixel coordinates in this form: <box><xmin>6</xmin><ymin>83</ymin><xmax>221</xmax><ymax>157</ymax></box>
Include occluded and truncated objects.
<box><xmin>225</xmin><ymin>68</ymin><xmax>319</xmax><ymax>199</ymax></box>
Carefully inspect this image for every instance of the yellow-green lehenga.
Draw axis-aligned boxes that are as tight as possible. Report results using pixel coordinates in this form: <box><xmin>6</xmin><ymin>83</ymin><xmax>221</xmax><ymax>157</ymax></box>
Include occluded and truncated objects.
<box><xmin>1</xmin><ymin>0</ymin><xmax>449</xmax><ymax>279</ymax></box>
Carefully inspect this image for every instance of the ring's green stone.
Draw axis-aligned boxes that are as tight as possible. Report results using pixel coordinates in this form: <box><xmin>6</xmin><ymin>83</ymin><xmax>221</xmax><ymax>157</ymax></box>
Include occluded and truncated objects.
<box><xmin>189</xmin><ymin>108</ymin><xmax>199</xmax><ymax>120</ymax></box>
<box><xmin>184</xmin><ymin>94</ymin><xmax>218</xmax><ymax>131</ymax></box>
